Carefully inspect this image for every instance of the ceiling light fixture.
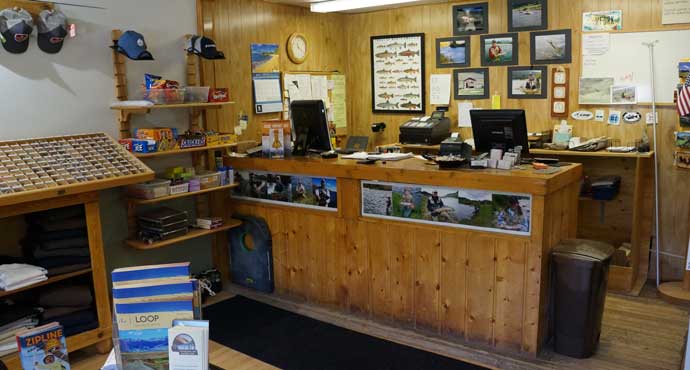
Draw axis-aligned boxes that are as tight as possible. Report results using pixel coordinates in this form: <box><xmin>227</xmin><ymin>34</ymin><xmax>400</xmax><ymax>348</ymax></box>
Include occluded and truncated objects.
<box><xmin>310</xmin><ymin>0</ymin><xmax>420</xmax><ymax>13</ymax></box>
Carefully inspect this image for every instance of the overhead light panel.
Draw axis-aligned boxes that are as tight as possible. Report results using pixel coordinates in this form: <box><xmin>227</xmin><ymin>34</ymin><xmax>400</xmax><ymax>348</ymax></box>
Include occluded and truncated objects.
<box><xmin>310</xmin><ymin>0</ymin><xmax>420</xmax><ymax>13</ymax></box>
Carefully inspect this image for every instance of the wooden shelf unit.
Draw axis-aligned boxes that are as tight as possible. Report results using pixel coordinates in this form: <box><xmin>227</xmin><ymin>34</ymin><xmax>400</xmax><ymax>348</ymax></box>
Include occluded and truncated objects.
<box><xmin>127</xmin><ymin>183</ymin><xmax>238</xmax><ymax>205</ymax></box>
<box><xmin>0</xmin><ymin>192</ymin><xmax>113</xmax><ymax>369</ymax></box>
<box><xmin>0</xmin><ymin>268</ymin><xmax>92</xmax><ymax>299</ymax></box>
<box><xmin>112</xmin><ymin>30</ymin><xmax>240</xmax><ymax>263</ymax></box>
<box><xmin>125</xmin><ymin>219</ymin><xmax>241</xmax><ymax>250</ymax></box>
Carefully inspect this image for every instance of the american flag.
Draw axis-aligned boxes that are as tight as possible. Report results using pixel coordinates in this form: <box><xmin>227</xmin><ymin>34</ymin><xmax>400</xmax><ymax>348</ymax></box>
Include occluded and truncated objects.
<box><xmin>678</xmin><ymin>74</ymin><xmax>690</xmax><ymax>116</ymax></box>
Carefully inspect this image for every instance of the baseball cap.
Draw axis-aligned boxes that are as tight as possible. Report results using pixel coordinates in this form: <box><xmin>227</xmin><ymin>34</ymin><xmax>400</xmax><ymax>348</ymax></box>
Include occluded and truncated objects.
<box><xmin>0</xmin><ymin>7</ymin><xmax>34</xmax><ymax>54</ymax></box>
<box><xmin>186</xmin><ymin>35</ymin><xmax>224</xmax><ymax>60</ymax></box>
<box><xmin>37</xmin><ymin>9</ymin><xmax>67</xmax><ymax>54</ymax></box>
<box><xmin>111</xmin><ymin>30</ymin><xmax>153</xmax><ymax>60</ymax></box>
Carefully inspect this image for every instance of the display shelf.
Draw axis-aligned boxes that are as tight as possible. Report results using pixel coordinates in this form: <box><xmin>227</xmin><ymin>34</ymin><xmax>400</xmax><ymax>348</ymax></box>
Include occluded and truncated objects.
<box><xmin>133</xmin><ymin>143</ymin><xmax>239</xmax><ymax>159</ymax></box>
<box><xmin>530</xmin><ymin>148</ymin><xmax>654</xmax><ymax>159</ymax></box>
<box><xmin>125</xmin><ymin>219</ymin><xmax>242</xmax><ymax>250</ymax></box>
<box><xmin>0</xmin><ymin>268</ymin><xmax>92</xmax><ymax>299</ymax></box>
<box><xmin>110</xmin><ymin>101</ymin><xmax>235</xmax><ymax>114</ymax></box>
<box><xmin>127</xmin><ymin>183</ymin><xmax>238</xmax><ymax>205</ymax></box>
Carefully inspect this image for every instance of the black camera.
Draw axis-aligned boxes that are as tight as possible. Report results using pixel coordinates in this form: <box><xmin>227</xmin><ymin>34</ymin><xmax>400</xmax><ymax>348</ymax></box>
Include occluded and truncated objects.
<box><xmin>371</xmin><ymin>122</ymin><xmax>386</xmax><ymax>133</ymax></box>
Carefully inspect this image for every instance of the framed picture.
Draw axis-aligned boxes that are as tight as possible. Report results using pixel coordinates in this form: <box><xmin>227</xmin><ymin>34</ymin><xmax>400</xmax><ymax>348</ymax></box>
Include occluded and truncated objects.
<box><xmin>453</xmin><ymin>3</ymin><xmax>489</xmax><ymax>36</ymax></box>
<box><xmin>508</xmin><ymin>0</ymin><xmax>548</xmax><ymax>31</ymax></box>
<box><xmin>508</xmin><ymin>66</ymin><xmax>547</xmax><ymax>99</ymax></box>
<box><xmin>579</xmin><ymin>77</ymin><xmax>614</xmax><ymax>105</ymax></box>
<box><xmin>583</xmin><ymin>10</ymin><xmax>622</xmax><ymax>32</ymax></box>
<box><xmin>453</xmin><ymin>68</ymin><xmax>489</xmax><ymax>100</ymax></box>
<box><xmin>480</xmin><ymin>33</ymin><xmax>518</xmax><ymax>66</ymax></box>
<box><xmin>436</xmin><ymin>37</ymin><xmax>470</xmax><ymax>68</ymax></box>
<box><xmin>530</xmin><ymin>29</ymin><xmax>572</xmax><ymax>64</ymax></box>
<box><xmin>370</xmin><ymin>33</ymin><xmax>425</xmax><ymax>114</ymax></box>
<box><xmin>611</xmin><ymin>85</ymin><xmax>637</xmax><ymax>105</ymax></box>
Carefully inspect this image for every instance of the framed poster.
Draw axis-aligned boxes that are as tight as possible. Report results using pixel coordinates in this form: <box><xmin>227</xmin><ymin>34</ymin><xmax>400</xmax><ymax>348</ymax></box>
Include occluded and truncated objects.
<box><xmin>530</xmin><ymin>29</ymin><xmax>572</xmax><ymax>65</ymax></box>
<box><xmin>436</xmin><ymin>37</ymin><xmax>470</xmax><ymax>68</ymax></box>
<box><xmin>508</xmin><ymin>66</ymin><xmax>548</xmax><ymax>99</ymax></box>
<box><xmin>508</xmin><ymin>0</ymin><xmax>548</xmax><ymax>32</ymax></box>
<box><xmin>480</xmin><ymin>33</ymin><xmax>519</xmax><ymax>66</ymax></box>
<box><xmin>361</xmin><ymin>180</ymin><xmax>532</xmax><ymax>236</ymax></box>
<box><xmin>233</xmin><ymin>170</ymin><xmax>338</xmax><ymax>211</ymax></box>
<box><xmin>371</xmin><ymin>33</ymin><xmax>425</xmax><ymax>113</ymax></box>
<box><xmin>453</xmin><ymin>3</ymin><xmax>489</xmax><ymax>36</ymax></box>
<box><xmin>453</xmin><ymin>68</ymin><xmax>490</xmax><ymax>100</ymax></box>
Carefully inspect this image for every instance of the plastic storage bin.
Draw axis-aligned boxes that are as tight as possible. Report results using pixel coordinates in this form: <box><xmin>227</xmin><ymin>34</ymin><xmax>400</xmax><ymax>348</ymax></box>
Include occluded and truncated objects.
<box><xmin>185</xmin><ymin>86</ymin><xmax>210</xmax><ymax>103</ymax></box>
<box><xmin>141</xmin><ymin>88</ymin><xmax>186</xmax><ymax>105</ymax></box>
<box><xmin>169</xmin><ymin>182</ymin><xmax>190</xmax><ymax>195</ymax></box>
<box><xmin>194</xmin><ymin>171</ymin><xmax>220</xmax><ymax>190</ymax></box>
<box><xmin>126</xmin><ymin>179</ymin><xmax>170</xmax><ymax>199</ymax></box>
<box><xmin>551</xmin><ymin>239</ymin><xmax>615</xmax><ymax>358</ymax></box>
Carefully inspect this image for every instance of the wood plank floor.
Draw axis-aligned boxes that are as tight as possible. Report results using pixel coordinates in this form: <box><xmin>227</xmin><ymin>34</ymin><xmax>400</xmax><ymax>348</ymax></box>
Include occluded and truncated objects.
<box><xmin>70</xmin><ymin>284</ymin><xmax>688</xmax><ymax>370</ymax></box>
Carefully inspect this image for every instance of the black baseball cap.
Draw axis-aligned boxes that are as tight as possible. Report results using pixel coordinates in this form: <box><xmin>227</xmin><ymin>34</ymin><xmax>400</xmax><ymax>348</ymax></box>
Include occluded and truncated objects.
<box><xmin>186</xmin><ymin>35</ymin><xmax>225</xmax><ymax>60</ymax></box>
<box><xmin>0</xmin><ymin>7</ymin><xmax>34</xmax><ymax>54</ymax></box>
<box><xmin>37</xmin><ymin>9</ymin><xmax>67</xmax><ymax>54</ymax></box>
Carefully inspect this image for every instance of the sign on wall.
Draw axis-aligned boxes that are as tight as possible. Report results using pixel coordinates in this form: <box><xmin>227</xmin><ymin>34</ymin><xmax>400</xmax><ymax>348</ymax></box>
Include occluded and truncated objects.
<box><xmin>233</xmin><ymin>170</ymin><xmax>337</xmax><ymax>211</ymax></box>
<box><xmin>361</xmin><ymin>180</ymin><xmax>532</xmax><ymax>236</ymax></box>
<box><xmin>663</xmin><ymin>0</ymin><xmax>690</xmax><ymax>25</ymax></box>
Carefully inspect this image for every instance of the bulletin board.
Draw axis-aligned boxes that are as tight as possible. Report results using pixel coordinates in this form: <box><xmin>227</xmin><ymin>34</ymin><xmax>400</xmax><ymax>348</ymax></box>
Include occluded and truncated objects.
<box><xmin>581</xmin><ymin>29</ymin><xmax>690</xmax><ymax>104</ymax></box>
<box><xmin>283</xmin><ymin>72</ymin><xmax>348</xmax><ymax>136</ymax></box>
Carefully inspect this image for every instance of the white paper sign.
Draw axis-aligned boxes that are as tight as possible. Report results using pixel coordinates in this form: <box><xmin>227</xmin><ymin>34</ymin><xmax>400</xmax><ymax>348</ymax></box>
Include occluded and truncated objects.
<box><xmin>284</xmin><ymin>74</ymin><xmax>313</xmax><ymax>101</ymax></box>
<box><xmin>430</xmin><ymin>74</ymin><xmax>451</xmax><ymax>105</ymax></box>
<box><xmin>663</xmin><ymin>0</ymin><xmax>690</xmax><ymax>24</ymax></box>
<box><xmin>582</xmin><ymin>33</ymin><xmax>610</xmax><ymax>56</ymax></box>
<box><xmin>311</xmin><ymin>75</ymin><xmax>329</xmax><ymax>105</ymax></box>
<box><xmin>458</xmin><ymin>102</ymin><xmax>474</xmax><ymax>127</ymax></box>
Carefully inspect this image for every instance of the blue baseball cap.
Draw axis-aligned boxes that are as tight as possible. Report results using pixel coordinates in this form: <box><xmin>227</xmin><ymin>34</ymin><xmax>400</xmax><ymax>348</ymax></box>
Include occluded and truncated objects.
<box><xmin>111</xmin><ymin>30</ymin><xmax>153</xmax><ymax>60</ymax></box>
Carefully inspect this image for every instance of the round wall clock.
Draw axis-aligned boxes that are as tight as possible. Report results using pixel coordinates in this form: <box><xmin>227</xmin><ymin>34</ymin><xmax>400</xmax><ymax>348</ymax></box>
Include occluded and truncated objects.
<box><xmin>287</xmin><ymin>33</ymin><xmax>308</xmax><ymax>64</ymax></box>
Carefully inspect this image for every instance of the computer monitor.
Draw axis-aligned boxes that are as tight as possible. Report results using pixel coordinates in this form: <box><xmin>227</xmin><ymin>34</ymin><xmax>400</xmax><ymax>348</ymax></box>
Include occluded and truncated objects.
<box><xmin>290</xmin><ymin>100</ymin><xmax>333</xmax><ymax>155</ymax></box>
<box><xmin>470</xmin><ymin>109</ymin><xmax>529</xmax><ymax>156</ymax></box>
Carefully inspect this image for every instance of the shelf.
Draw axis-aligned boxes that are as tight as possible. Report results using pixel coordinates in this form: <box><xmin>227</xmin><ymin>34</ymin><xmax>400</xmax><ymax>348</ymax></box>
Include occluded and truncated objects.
<box><xmin>530</xmin><ymin>149</ymin><xmax>654</xmax><ymax>159</ymax></box>
<box><xmin>0</xmin><ymin>268</ymin><xmax>92</xmax><ymax>298</ymax></box>
<box><xmin>110</xmin><ymin>101</ymin><xmax>235</xmax><ymax>113</ymax></box>
<box><xmin>125</xmin><ymin>219</ymin><xmax>242</xmax><ymax>250</ymax></box>
<box><xmin>134</xmin><ymin>143</ymin><xmax>239</xmax><ymax>159</ymax></box>
<box><xmin>128</xmin><ymin>183</ymin><xmax>238</xmax><ymax>205</ymax></box>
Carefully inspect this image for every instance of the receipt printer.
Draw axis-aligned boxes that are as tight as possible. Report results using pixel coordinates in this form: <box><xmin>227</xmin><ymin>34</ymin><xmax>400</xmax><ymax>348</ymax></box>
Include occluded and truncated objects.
<box><xmin>399</xmin><ymin>110</ymin><xmax>451</xmax><ymax>145</ymax></box>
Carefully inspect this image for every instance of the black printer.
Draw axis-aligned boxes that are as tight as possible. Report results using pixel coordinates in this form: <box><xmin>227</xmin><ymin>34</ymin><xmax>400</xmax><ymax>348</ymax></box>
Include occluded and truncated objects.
<box><xmin>399</xmin><ymin>110</ymin><xmax>451</xmax><ymax>145</ymax></box>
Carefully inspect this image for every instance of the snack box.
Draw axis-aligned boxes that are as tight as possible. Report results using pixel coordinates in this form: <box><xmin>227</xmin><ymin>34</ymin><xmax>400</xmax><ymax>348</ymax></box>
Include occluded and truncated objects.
<box><xmin>119</xmin><ymin>139</ymin><xmax>133</xmax><ymax>152</ymax></box>
<box><xmin>208</xmin><ymin>88</ymin><xmax>229</xmax><ymax>102</ymax></box>
<box><xmin>206</xmin><ymin>133</ymin><xmax>237</xmax><ymax>146</ymax></box>
<box><xmin>179</xmin><ymin>133</ymin><xmax>207</xmax><ymax>149</ymax></box>
<box><xmin>132</xmin><ymin>139</ymin><xmax>157</xmax><ymax>153</ymax></box>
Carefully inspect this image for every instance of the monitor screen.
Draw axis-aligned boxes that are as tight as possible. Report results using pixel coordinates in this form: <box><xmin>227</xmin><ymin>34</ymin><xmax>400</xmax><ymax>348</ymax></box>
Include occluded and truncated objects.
<box><xmin>290</xmin><ymin>100</ymin><xmax>333</xmax><ymax>154</ymax></box>
<box><xmin>470</xmin><ymin>109</ymin><xmax>529</xmax><ymax>156</ymax></box>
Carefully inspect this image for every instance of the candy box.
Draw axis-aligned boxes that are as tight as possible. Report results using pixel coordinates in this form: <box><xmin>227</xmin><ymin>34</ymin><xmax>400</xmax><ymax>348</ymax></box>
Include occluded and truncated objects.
<box><xmin>131</xmin><ymin>139</ymin><xmax>157</xmax><ymax>153</ymax></box>
<box><xmin>135</xmin><ymin>128</ymin><xmax>178</xmax><ymax>151</ymax></box>
<box><xmin>208</xmin><ymin>88</ymin><xmax>229</xmax><ymax>102</ymax></box>
<box><xmin>118</xmin><ymin>139</ymin><xmax>133</xmax><ymax>152</ymax></box>
<box><xmin>206</xmin><ymin>133</ymin><xmax>236</xmax><ymax>146</ymax></box>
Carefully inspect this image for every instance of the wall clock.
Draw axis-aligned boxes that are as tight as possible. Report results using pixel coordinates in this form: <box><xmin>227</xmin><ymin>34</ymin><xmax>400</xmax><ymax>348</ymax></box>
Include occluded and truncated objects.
<box><xmin>287</xmin><ymin>33</ymin><xmax>308</xmax><ymax>64</ymax></box>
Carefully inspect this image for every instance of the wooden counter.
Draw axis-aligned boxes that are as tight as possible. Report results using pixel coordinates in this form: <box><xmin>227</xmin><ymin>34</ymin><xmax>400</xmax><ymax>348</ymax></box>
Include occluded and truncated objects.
<box><xmin>223</xmin><ymin>156</ymin><xmax>582</xmax><ymax>355</ymax></box>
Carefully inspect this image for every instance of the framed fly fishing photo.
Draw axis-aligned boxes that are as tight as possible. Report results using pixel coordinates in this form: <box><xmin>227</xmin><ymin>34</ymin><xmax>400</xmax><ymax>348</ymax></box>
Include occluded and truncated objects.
<box><xmin>371</xmin><ymin>33</ymin><xmax>426</xmax><ymax>114</ymax></box>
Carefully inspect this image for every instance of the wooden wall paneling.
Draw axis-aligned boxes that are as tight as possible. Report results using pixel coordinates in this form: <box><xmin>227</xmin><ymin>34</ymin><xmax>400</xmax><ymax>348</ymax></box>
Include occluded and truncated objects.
<box><xmin>388</xmin><ymin>224</ymin><xmax>415</xmax><ymax>325</ymax></box>
<box><xmin>321</xmin><ymin>217</ymin><xmax>340</xmax><ymax>306</ymax></box>
<box><xmin>413</xmin><ymin>228</ymin><xmax>441</xmax><ymax>332</ymax></box>
<box><xmin>343</xmin><ymin>220</ymin><xmax>370</xmax><ymax>314</ymax></box>
<box><xmin>440</xmin><ymin>230</ymin><xmax>468</xmax><ymax>339</ymax></box>
<box><xmin>465</xmin><ymin>233</ymin><xmax>496</xmax><ymax>345</ymax></box>
<box><xmin>494</xmin><ymin>238</ymin><xmax>526</xmax><ymax>352</ymax></box>
<box><xmin>523</xmin><ymin>194</ymin><xmax>546</xmax><ymax>353</ymax></box>
<box><xmin>266</xmin><ymin>209</ymin><xmax>289</xmax><ymax>294</ymax></box>
<box><xmin>369</xmin><ymin>222</ymin><xmax>393</xmax><ymax>321</ymax></box>
<box><xmin>286</xmin><ymin>209</ymin><xmax>308</xmax><ymax>300</ymax></box>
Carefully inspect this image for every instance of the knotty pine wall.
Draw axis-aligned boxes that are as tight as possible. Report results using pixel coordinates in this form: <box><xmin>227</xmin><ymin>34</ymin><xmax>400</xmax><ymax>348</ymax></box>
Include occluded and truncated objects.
<box><xmin>199</xmin><ymin>0</ymin><xmax>689</xmax><ymax>281</ymax></box>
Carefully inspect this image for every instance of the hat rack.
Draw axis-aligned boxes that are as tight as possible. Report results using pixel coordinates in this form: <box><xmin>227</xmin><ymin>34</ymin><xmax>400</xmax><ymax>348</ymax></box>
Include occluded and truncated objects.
<box><xmin>0</xmin><ymin>0</ymin><xmax>53</xmax><ymax>17</ymax></box>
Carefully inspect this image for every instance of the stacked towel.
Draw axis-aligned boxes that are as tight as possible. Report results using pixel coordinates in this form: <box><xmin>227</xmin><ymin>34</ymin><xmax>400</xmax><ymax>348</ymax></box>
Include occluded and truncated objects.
<box><xmin>0</xmin><ymin>264</ymin><xmax>47</xmax><ymax>291</ymax></box>
<box><xmin>23</xmin><ymin>206</ymin><xmax>91</xmax><ymax>275</ymax></box>
<box><xmin>38</xmin><ymin>284</ymin><xmax>97</xmax><ymax>337</ymax></box>
<box><xmin>0</xmin><ymin>302</ymin><xmax>42</xmax><ymax>357</ymax></box>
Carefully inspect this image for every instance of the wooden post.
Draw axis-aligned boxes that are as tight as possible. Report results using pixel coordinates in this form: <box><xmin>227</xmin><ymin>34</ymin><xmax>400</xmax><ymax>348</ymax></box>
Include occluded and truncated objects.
<box><xmin>658</xmin><ymin>202</ymin><xmax>690</xmax><ymax>305</ymax></box>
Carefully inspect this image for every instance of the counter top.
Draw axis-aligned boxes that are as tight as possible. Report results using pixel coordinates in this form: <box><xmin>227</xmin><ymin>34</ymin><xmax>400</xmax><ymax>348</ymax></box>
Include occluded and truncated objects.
<box><xmin>225</xmin><ymin>155</ymin><xmax>582</xmax><ymax>196</ymax></box>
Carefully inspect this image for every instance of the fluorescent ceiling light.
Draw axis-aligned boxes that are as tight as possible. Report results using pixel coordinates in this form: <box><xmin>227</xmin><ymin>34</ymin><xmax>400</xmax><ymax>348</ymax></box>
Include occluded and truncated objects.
<box><xmin>310</xmin><ymin>0</ymin><xmax>420</xmax><ymax>13</ymax></box>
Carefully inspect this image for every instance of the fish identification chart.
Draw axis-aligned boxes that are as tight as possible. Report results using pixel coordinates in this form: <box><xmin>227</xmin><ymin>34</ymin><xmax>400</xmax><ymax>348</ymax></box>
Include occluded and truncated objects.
<box><xmin>371</xmin><ymin>33</ymin><xmax>426</xmax><ymax>113</ymax></box>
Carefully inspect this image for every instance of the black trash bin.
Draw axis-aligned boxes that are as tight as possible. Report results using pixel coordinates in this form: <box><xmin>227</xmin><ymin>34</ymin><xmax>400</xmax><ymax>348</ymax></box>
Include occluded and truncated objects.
<box><xmin>551</xmin><ymin>239</ymin><xmax>615</xmax><ymax>358</ymax></box>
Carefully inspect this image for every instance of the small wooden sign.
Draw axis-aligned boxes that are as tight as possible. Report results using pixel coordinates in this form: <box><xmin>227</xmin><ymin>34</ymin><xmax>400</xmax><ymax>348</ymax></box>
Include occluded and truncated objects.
<box><xmin>551</xmin><ymin>67</ymin><xmax>569</xmax><ymax>118</ymax></box>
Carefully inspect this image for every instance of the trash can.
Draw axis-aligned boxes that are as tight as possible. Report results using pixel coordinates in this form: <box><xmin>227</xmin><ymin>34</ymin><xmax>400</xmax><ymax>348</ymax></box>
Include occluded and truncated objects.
<box><xmin>551</xmin><ymin>239</ymin><xmax>615</xmax><ymax>358</ymax></box>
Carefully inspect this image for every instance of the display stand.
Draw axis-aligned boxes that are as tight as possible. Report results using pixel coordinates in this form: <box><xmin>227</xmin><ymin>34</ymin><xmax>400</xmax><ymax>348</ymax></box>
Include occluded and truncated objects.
<box><xmin>111</xmin><ymin>30</ymin><xmax>241</xmax><ymax>278</ymax></box>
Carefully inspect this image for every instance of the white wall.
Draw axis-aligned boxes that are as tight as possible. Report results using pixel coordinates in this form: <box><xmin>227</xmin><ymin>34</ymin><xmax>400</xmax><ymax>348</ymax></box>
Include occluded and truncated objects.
<box><xmin>0</xmin><ymin>0</ymin><xmax>215</xmax><ymax>273</ymax></box>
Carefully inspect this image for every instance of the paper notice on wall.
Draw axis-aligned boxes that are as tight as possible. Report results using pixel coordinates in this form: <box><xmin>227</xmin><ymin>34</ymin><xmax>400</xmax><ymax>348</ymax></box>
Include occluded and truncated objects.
<box><xmin>331</xmin><ymin>75</ymin><xmax>348</xmax><ymax>129</ymax></box>
<box><xmin>284</xmin><ymin>74</ymin><xmax>313</xmax><ymax>101</ymax></box>
<box><xmin>311</xmin><ymin>75</ymin><xmax>329</xmax><ymax>106</ymax></box>
<box><xmin>253</xmin><ymin>72</ymin><xmax>283</xmax><ymax>114</ymax></box>
<box><xmin>430</xmin><ymin>74</ymin><xmax>451</xmax><ymax>105</ymax></box>
<box><xmin>582</xmin><ymin>33</ymin><xmax>610</xmax><ymax>56</ymax></box>
<box><xmin>458</xmin><ymin>102</ymin><xmax>474</xmax><ymax>128</ymax></box>
<box><xmin>686</xmin><ymin>235</ymin><xmax>690</xmax><ymax>270</ymax></box>
<box><xmin>663</xmin><ymin>0</ymin><xmax>690</xmax><ymax>24</ymax></box>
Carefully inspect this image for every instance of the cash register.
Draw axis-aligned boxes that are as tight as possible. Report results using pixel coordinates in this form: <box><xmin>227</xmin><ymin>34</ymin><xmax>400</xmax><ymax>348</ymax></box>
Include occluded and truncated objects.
<box><xmin>399</xmin><ymin>110</ymin><xmax>451</xmax><ymax>145</ymax></box>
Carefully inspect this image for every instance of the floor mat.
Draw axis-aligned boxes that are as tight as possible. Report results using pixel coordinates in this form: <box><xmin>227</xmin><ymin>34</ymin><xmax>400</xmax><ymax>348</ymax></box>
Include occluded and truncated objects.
<box><xmin>203</xmin><ymin>295</ymin><xmax>487</xmax><ymax>370</ymax></box>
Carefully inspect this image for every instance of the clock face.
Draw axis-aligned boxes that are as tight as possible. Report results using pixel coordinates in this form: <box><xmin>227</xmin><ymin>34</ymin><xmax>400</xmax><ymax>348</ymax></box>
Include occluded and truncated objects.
<box><xmin>554</xmin><ymin>71</ymin><xmax>567</xmax><ymax>85</ymax></box>
<box><xmin>554</xmin><ymin>86</ymin><xmax>567</xmax><ymax>99</ymax></box>
<box><xmin>291</xmin><ymin>36</ymin><xmax>307</xmax><ymax>60</ymax></box>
